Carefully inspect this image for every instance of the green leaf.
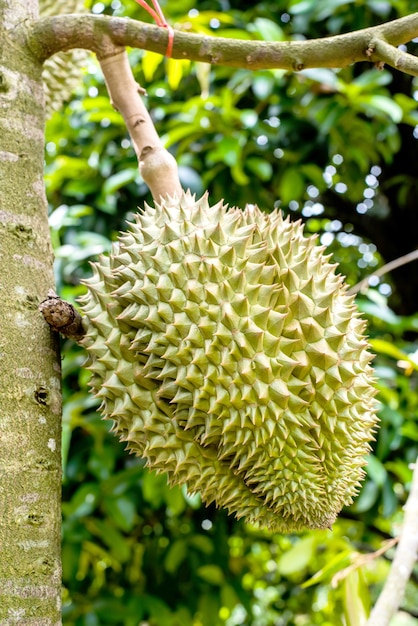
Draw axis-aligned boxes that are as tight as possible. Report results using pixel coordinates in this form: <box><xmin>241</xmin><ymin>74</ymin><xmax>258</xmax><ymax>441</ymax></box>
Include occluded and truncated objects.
<box><xmin>220</xmin><ymin>584</ymin><xmax>240</xmax><ymax>610</ymax></box>
<box><xmin>370</xmin><ymin>339</ymin><xmax>418</xmax><ymax>370</ymax></box>
<box><xmin>365</xmin><ymin>455</ymin><xmax>387</xmax><ymax>486</ymax></box>
<box><xmin>357</xmin><ymin>300</ymin><xmax>400</xmax><ymax>325</ymax></box>
<box><xmin>195</xmin><ymin>61</ymin><xmax>211</xmax><ymax>97</ymax></box>
<box><xmin>142</xmin><ymin>50</ymin><xmax>164</xmax><ymax>82</ymax></box>
<box><xmin>246</xmin><ymin>157</ymin><xmax>273</xmax><ymax>181</ymax></box>
<box><xmin>85</xmin><ymin>518</ymin><xmax>131</xmax><ymax>563</ymax></box>
<box><xmin>277</xmin><ymin>536</ymin><xmax>316</xmax><ymax>576</ymax></box>
<box><xmin>207</xmin><ymin>136</ymin><xmax>242</xmax><ymax>167</ymax></box>
<box><xmin>251</xmin><ymin>17</ymin><xmax>285</xmax><ymax>41</ymax></box>
<box><xmin>166</xmin><ymin>58</ymin><xmax>191</xmax><ymax>90</ymax></box>
<box><xmin>197</xmin><ymin>565</ymin><xmax>225</xmax><ymax>585</ymax></box>
<box><xmin>63</xmin><ymin>483</ymin><xmax>99</xmax><ymax>518</ymax></box>
<box><xmin>102</xmin><ymin>168</ymin><xmax>138</xmax><ymax>195</ymax></box>
<box><xmin>279</xmin><ymin>168</ymin><xmax>305</xmax><ymax>204</ymax></box>
<box><xmin>163</xmin><ymin>482</ymin><xmax>187</xmax><ymax>516</ymax></box>
<box><xmin>289</xmin><ymin>0</ymin><xmax>318</xmax><ymax>15</ymax></box>
<box><xmin>300</xmin><ymin>163</ymin><xmax>325</xmax><ymax>188</ymax></box>
<box><xmin>343</xmin><ymin>569</ymin><xmax>370</xmax><ymax>626</ymax></box>
<box><xmin>141</xmin><ymin>596</ymin><xmax>173</xmax><ymax>626</ymax></box>
<box><xmin>350</xmin><ymin>480</ymin><xmax>379</xmax><ymax>513</ymax></box>
<box><xmin>164</xmin><ymin>539</ymin><xmax>188</xmax><ymax>574</ymax></box>
<box><xmin>401</xmin><ymin>422</ymin><xmax>418</xmax><ymax>442</ymax></box>
<box><xmin>178</xmin><ymin>165</ymin><xmax>204</xmax><ymax>195</ymax></box>
<box><xmin>252</xmin><ymin>72</ymin><xmax>275</xmax><ymax>99</ymax></box>
<box><xmin>103</xmin><ymin>496</ymin><xmax>136</xmax><ymax>532</ymax></box>
<box><xmin>189</xmin><ymin>534</ymin><xmax>214</xmax><ymax>555</ymax></box>
<box><xmin>300</xmin><ymin>68</ymin><xmax>339</xmax><ymax>89</ymax></box>
<box><xmin>352</xmin><ymin>69</ymin><xmax>392</xmax><ymax>89</ymax></box>
<box><xmin>361</xmin><ymin>95</ymin><xmax>404</xmax><ymax>123</ymax></box>
<box><xmin>182</xmin><ymin>487</ymin><xmax>201</xmax><ymax>508</ymax></box>
<box><xmin>240</xmin><ymin>109</ymin><xmax>258</xmax><ymax>128</ymax></box>
<box><xmin>231</xmin><ymin>162</ymin><xmax>250</xmax><ymax>185</ymax></box>
<box><xmin>142</xmin><ymin>470</ymin><xmax>166</xmax><ymax>508</ymax></box>
<box><xmin>301</xmin><ymin>548</ymin><xmax>353</xmax><ymax>588</ymax></box>
<box><xmin>382</xmin><ymin>478</ymin><xmax>398</xmax><ymax>518</ymax></box>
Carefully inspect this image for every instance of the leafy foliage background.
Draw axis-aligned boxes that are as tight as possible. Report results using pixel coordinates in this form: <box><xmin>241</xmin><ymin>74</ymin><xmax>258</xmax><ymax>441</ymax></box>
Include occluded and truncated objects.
<box><xmin>44</xmin><ymin>0</ymin><xmax>418</xmax><ymax>623</ymax></box>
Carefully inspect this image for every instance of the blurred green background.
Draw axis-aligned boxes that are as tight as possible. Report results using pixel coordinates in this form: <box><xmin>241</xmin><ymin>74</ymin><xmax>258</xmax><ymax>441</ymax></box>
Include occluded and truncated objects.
<box><xmin>44</xmin><ymin>1</ymin><xmax>418</xmax><ymax>623</ymax></box>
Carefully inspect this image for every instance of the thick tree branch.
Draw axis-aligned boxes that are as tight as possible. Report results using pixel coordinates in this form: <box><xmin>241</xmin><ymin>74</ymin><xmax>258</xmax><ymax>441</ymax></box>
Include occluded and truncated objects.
<box><xmin>366</xmin><ymin>458</ymin><xmax>418</xmax><ymax>626</ymax></box>
<box><xmin>26</xmin><ymin>12</ymin><xmax>418</xmax><ymax>75</ymax></box>
<box><xmin>98</xmin><ymin>48</ymin><xmax>182</xmax><ymax>201</ymax></box>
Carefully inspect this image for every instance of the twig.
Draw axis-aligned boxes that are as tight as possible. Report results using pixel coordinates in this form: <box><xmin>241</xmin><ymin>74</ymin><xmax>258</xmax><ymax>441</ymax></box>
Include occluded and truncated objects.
<box><xmin>331</xmin><ymin>538</ymin><xmax>398</xmax><ymax>588</ymax></box>
<box><xmin>39</xmin><ymin>290</ymin><xmax>85</xmax><ymax>342</ymax></box>
<box><xmin>98</xmin><ymin>48</ymin><xmax>182</xmax><ymax>201</ymax></box>
<box><xmin>366</xmin><ymin>458</ymin><xmax>418</xmax><ymax>626</ymax></box>
<box><xmin>371</xmin><ymin>38</ymin><xmax>418</xmax><ymax>75</ymax></box>
<box><xmin>348</xmin><ymin>248</ymin><xmax>418</xmax><ymax>295</ymax></box>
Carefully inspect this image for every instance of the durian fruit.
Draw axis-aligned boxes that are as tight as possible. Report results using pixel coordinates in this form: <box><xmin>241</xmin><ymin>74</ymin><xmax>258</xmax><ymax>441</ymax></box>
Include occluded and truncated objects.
<box><xmin>40</xmin><ymin>0</ymin><xmax>87</xmax><ymax>116</ymax></box>
<box><xmin>79</xmin><ymin>192</ymin><xmax>378</xmax><ymax>532</ymax></box>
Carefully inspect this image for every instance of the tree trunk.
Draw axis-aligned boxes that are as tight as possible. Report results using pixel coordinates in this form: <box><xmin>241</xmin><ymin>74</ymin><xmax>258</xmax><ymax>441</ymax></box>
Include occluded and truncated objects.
<box><xmin>0</xmin><ymin>0</ymin><xmax>62</xmax><ymax>622</ymax></box>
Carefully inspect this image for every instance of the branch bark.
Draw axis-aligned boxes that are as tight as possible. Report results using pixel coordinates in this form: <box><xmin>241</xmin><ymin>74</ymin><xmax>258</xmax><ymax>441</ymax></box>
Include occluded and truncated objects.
<box><xmin>366</xmin><ymin>458</ymin><xmax>418</xmax><ymax>626</ymax></box>
<box><xmin>25</xmin><ymin>12</ymin><xmax>418</xmax><ymax>76</ymax></box>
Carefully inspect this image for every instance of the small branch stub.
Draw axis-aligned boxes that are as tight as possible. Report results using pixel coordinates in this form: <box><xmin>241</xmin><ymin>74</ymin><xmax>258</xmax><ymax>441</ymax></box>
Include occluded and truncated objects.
<box><xmin>39</xmin><ymin>291</ymin><xmax>85</xmax><ymax>342</ymax></box>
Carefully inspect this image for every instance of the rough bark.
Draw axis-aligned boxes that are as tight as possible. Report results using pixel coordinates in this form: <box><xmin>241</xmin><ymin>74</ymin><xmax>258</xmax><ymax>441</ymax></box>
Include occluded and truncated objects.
<box><xmin>0</xmin><ymin>0</ymin><xmax>62</xmax><ymax>623</ymax></box>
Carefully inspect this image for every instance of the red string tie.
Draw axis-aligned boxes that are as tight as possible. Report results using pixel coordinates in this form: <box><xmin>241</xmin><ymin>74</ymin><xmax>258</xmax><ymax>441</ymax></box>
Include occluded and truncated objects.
<box><xmin>134</xmin><ymin>0</ymin><xmax>174</xmax><ymax>58</ymax></box>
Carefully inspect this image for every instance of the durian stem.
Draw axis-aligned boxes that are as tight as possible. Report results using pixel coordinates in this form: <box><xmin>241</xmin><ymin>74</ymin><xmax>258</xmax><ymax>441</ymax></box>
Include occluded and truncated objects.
<box><xmin>366</xmin><ymin>456</ymin><xmax>418</xmax><ymax>626</ymax></box>
<box><xmin>98</xmin><ymin>49</ymin><xmax>183</xmax><ymax>202</ymax></box>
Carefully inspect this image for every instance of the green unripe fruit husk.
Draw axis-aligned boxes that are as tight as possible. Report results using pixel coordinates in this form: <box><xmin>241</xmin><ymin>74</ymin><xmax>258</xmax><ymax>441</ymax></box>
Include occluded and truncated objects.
<box><xmin>40</xmin><ymin>0</ymin><xmax>87</xmax><ymax>116</ymax></box>
<box><xmin>79</xmin><ymin>192</ymin><xmax>378</xmax><ymax>532</ymax></box>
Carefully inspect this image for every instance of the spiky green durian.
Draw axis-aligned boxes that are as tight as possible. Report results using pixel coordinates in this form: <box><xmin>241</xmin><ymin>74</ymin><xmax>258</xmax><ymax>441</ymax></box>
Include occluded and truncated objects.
<box><xmin>79</xmin><ymin>192</ymin><xmax>378</xmax><ymax>532</ymax></box>
<box><xmin>40</xmin><ymin>0</ymin><xmax>87</xmax><ymax>116</ymax></box>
